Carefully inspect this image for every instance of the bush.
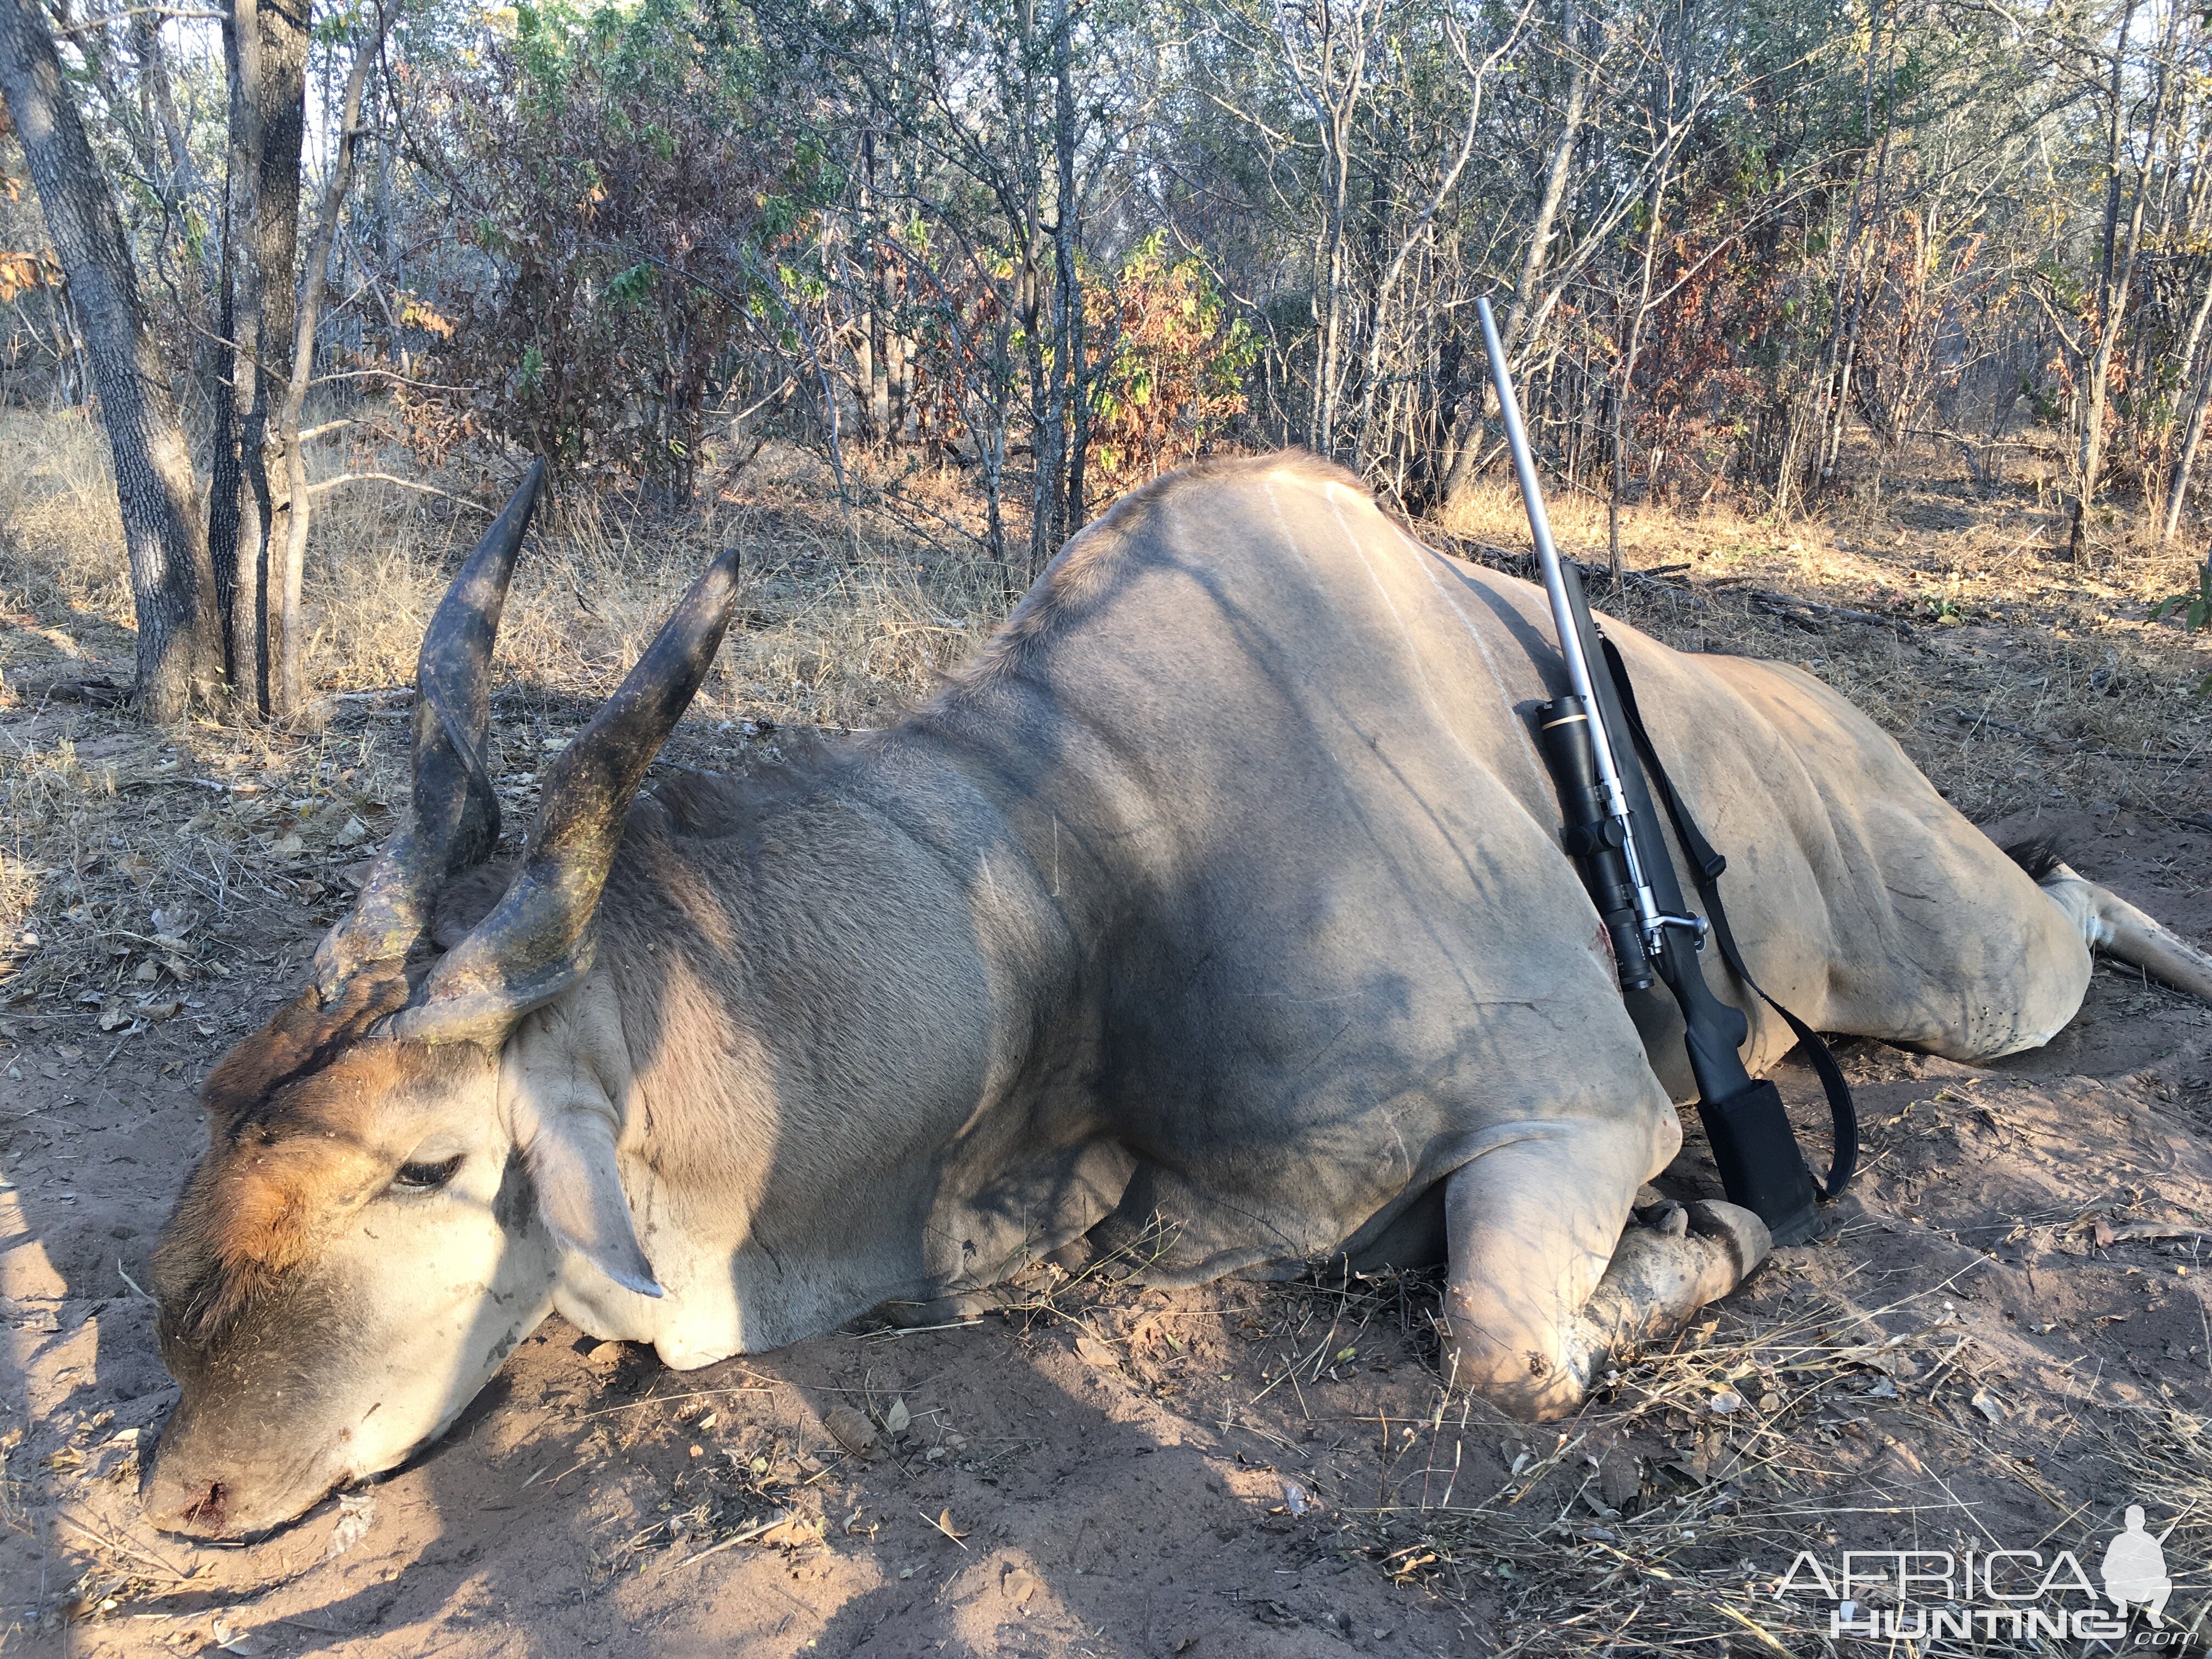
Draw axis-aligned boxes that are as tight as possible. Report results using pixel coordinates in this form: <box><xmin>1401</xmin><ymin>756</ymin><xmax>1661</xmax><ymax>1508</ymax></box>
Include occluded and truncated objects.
<box><xmin>1084</xmin><ymin>234</ymin><xmax>1256</xmax><ymax>493</ymax></box>
<box><xmin>398</xmin><ymin>0</ymin><xmax>830</xmax><ymax>499</ymax></box>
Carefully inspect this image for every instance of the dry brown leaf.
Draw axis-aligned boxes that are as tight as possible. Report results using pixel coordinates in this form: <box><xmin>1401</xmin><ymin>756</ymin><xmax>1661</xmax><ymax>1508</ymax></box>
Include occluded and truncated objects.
<box><xmin>757</xmin><ymin>1514</ymin><xmax>820</xmax><ymax>1548</ymax></box>
<box><xmin>1073</xmin><ymin>1334</ymin><xmax>1118</xmax><ymax>1367</ymax></box>
<box><xmin>208</xmin><ymin>1616</ymin><xmax>272</xmax><ymax>1656</ymax></box>
<box><xmin>823</xmin><ymin>1403</ymin><xmax>877</xmax><ymax>1455</ymax></box>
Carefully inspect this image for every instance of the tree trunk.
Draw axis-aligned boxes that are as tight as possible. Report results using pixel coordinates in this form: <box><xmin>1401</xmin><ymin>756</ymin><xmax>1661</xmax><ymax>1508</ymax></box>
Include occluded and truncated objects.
<box><xmin>1441</xmin><ymin>6</ymin><xmax>1583</xmax><ymax>512</ymax></box>
<box><xmin>211</xmin><ymin>0</ymin><xmax>308</xmax><ymax>715</ymax></box>
<box><xmin>1796</xmin><ymin>0</ymin><xmax>1888</xmax><ymax>505</ymax></box>
<box><xmin>132</xmin><ymin>8</ymin><xmax>227</xmax><ymax>431</ymax></box>
<box><xmin>1610</xmin><ymin>150</ymin><xmax>1670</xmax><ymax>582</ymax></box>
<box><xmin>2162</xmin><ymin>261</ymin><xmax>2212</xmax><ymax>541</ymax></box>
<box><xmin>2069</xmin><ymin>0</ymin><xmax>2171</xmax><ymax>564</ymax></box>
<box><xmin>0</xmin><ymin>0</ymin><xmax>222</xmax><ymax>720</ymax></box>
<box><xmin>247</xmin><ymin>0</ymin><xmax>308</xmax><ymax>679</ymax></box>
<box><xmin>1821</xmin><ymin>21</ymin><xmax>1901</xmax><ymax>487</ymax></box>
<box><xmin>1053</xmin><ymin>0</ymin><xmax>1087</xmax><ymax>533</ymax></box>
<box><xmin>861</xmin><ymin>133</ymin><xmax>890</xmax><ymax>448</ymax></box>
<box><xmin>268</xmin><ymin>0</ymin><xmax>392</xmax><ymax>718</ymax></box>
<box><xmin>129</xmin><ymin>9</ymin><xmax>201</xmax><ymax>208</ymax></box>
<box><xmin>1013</xmin><ymin>0</ymin><xmax>1063</xmax><ymax>583</ymax></box>
<box><xmin>1502</xmin><ymin>8</ymin><xmax>1584</xmax><ymax>360</ymax></box>
<box><xmin>2067</xmin><ymin>30</ymin><xmax>2129</xmax><ymax>565</ymax></box>
<box><xmin>1274</xmin><ymin>0</ymin><xmax>1369</xmax><ymax>459</ymax></box>
<box><xmin>1353</xmin><ymin>13</ymin><xmax>1501</xmax><ymax>474</ymax></box>
<box><xmin>1312</xmin><ymin>163</ymin><xmax>1351</xmax><ymax>454</ymax></box>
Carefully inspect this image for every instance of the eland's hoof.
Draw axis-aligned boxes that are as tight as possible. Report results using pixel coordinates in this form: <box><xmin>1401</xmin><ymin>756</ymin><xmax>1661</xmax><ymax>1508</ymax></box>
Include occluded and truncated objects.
<box><xmin>1685</xmin><ymin>1200</ymin><xmax>1771</xmax><ymax>1293</ymax></box>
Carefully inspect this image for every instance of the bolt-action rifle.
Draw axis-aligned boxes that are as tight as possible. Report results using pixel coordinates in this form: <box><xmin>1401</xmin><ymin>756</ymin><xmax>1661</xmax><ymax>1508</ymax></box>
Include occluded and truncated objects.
<box><xmin>1475</xmin><ymin>297</ymin><xmax>1855</xmax><ymax>1247</ymax></box>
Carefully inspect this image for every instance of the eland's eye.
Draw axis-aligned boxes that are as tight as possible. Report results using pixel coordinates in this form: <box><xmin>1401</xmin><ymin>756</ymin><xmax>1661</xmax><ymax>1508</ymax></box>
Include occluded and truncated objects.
<box><xmin>393</xmin><ymin>1155</ymin><xmax>463</xmax><ymax>1192</ymax></box>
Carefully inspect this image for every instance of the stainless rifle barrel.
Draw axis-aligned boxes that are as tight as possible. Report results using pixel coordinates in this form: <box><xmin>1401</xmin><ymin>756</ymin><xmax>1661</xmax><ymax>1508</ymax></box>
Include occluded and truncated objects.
<box><xmin>1474</xmin><ymin>296</ymin><xmax>1661</xmax><ymax>934</ymax></box>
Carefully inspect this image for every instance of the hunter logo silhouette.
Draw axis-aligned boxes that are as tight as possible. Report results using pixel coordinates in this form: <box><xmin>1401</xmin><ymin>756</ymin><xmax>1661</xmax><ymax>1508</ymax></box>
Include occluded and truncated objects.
<box><xmin>2101</xmin><ymin>1505</ymin><xmax>2176</xmax><ymax>1627</ymax></box>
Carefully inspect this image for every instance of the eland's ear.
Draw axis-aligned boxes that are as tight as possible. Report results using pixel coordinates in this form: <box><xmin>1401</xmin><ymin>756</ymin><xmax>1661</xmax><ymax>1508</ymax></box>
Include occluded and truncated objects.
<box><xmin>524</xmin><ymin>1103</ymin><xmax>663</xmax><ymax>1297</ymax></box>
<box><xmin>498</xmin><ymin>979</ymin><xmax>660</xmax><ymax>1298</ymax></box>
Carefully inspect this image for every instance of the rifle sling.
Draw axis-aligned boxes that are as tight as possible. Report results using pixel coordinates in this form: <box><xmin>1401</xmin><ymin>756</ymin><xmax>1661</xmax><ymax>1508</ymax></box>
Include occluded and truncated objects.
<box><xmin>1599</xmin><ymin>635</ymin><xmax>1859</xmax><ymax>1201</ymax></box>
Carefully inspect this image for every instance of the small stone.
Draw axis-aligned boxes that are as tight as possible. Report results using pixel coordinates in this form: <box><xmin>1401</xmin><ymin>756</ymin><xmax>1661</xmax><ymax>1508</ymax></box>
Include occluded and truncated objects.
<box><xmin>583</xmin><ymin>1341</ymin><xmax>628</xmax><ymax>1372</ymax></box>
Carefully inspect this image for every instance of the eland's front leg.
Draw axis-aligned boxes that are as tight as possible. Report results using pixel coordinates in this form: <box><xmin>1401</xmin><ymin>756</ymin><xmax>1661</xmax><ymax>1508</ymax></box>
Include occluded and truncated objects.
<box><xmin>1438</xmin><ymin>1124</ymin><xmax>1770</xmax><ymax>1419</ymax></box>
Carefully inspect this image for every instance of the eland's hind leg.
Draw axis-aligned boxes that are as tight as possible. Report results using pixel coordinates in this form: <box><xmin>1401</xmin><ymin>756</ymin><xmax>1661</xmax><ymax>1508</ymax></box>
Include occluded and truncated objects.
<box><xmin>2030</xmin><ymin>857</ymin><xmax>2212</xmax><ymax>1003</ymax></box>
<box><xmin>1438</xmin><ymin>1120</ymin><xmax>1770</xmax><ymax>1420</ymax></box>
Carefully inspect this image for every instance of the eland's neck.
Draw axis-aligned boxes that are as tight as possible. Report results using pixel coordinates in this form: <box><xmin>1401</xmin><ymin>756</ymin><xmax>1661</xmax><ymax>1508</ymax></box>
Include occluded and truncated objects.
<box><xmin>576</xmin><ymin>720</ymin><xmax>1102</xmax><ymax>1352</ymax></box>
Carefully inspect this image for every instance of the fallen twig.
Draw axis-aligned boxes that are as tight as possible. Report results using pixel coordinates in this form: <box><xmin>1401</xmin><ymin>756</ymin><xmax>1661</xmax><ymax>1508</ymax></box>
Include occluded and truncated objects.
<box><xmin>1947</xmin><ymin>708</ymin><xmax>2200</xmax><ymax>767</ymax></box>
<box><xmin>1749</xmin><ymin>589</ymin><xmax>1914</xmax><ymax>638</ymax></box>
<box><xmin>579</xmin><ymin>1382</ymin><xmax>780</xmax><ymax>1419</ymax></box>
<box><xmin>679</xmin><ymin>1508</ymin><xmax>795</xmax><ymax>1566</ymax></box>
<box><xmin>7</xmin><ymin>676</ymin><xmax>128</xmax><ymax>707</ymax></box>
<box><xmin>919</xmin><ymin>1508</ymin><xmax>971</xmax><ymax>1549</ymax></box>
<box><xmin>305</xmin><ymin>471</ymin><xmax>496</xmax><ymax>514</ymax></box>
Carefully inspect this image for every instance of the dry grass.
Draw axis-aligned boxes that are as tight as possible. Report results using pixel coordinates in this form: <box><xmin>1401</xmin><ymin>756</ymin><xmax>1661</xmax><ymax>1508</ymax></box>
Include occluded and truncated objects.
<box><xmin>0</xmin><ymin>416</ymin><xmax>1011</xmax><ymax>1019</ymax></box>
<box><xmin>0</xmin><ymin>409</ymin><xmax>135</xmax><ymax>633</ymax></box>
<box><xmin>297</xmin><ymin>435</ymin><xmax>1009</xmax><ymax>727</ymax></box>
<box><xmin>1438</xmin><ymin>454</ymin><xmax>2212</xmax><ymax>827</ymax></box>
<box><xmin>1076</xmin><ymin>1252</ymin><xmax>2212</xmax><ymax>1659</ymax></box>
<box><xmin>882</xmin><ymin>1215</ymin><xmax>2212</xmax><ymax>1658</ymax></box>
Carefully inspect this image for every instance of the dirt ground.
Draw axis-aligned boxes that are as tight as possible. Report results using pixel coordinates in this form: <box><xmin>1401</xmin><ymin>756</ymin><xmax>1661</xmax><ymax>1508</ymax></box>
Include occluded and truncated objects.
<box><xmin>3</xmin><ymin>447</ymin><xmax>2212</xmax><ymax>1657</ymax></box>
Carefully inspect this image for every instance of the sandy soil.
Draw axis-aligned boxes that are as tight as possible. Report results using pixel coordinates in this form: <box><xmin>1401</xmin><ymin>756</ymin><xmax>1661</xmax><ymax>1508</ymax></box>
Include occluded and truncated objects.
<box><xmin>0</xmin><ymin>792</ymin><xmax>2207</xmax><ymax>1657</ymax></box>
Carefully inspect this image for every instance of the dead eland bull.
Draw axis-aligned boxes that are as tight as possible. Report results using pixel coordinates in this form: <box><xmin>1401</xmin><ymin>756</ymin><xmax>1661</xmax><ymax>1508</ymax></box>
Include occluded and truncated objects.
<box><xmin>144</xmin><ymin>452</ymin><xmax>2212</xmax><ymax>1537</ymax></box>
